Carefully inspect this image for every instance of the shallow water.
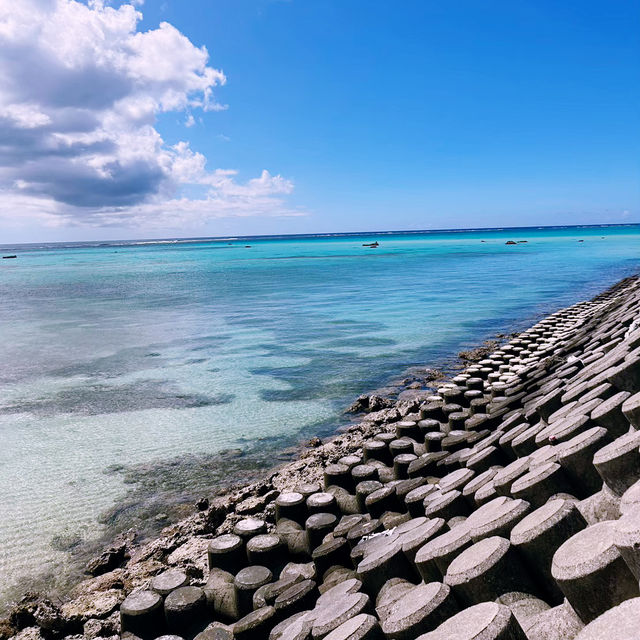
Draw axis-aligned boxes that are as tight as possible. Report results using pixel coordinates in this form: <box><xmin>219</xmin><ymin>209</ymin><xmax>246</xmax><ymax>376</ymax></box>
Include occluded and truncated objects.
<box><xmin>0</xmin><ymin>224</ymin><xmax>638</xmax><ymax>607</ymax></box>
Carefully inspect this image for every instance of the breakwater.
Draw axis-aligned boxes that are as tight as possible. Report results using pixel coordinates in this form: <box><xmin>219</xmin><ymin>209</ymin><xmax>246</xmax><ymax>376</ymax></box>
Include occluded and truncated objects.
<box><xmin>4</xmin><ymin>273</ymin><xmax>640</xmax><ymax>640</ymax></box>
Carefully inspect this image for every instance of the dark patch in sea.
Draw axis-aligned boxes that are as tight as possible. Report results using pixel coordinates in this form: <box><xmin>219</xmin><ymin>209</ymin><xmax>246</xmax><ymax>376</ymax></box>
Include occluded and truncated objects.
<box><xmin>0</xmin><ymin>381</ymin><xmax>233</xmax><ymax>417</ymax></box>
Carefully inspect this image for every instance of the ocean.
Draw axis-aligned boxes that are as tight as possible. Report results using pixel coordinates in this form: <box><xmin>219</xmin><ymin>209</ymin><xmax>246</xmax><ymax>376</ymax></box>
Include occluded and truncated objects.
<box><xmin>0</xmin><ymin>224</ymin><xmax>638</xmax><ymax>607</ymax></box>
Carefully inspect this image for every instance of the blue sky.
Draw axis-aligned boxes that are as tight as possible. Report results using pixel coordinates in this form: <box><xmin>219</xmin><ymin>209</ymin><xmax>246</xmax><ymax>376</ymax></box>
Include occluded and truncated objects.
<box><xmin>0</xmin><ymin>0</ymin><xmax>638</xmax><ymax>241</ymax></box>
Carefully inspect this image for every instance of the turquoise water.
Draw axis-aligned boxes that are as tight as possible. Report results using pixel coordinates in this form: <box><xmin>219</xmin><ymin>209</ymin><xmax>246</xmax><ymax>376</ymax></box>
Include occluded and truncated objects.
<box><xmin>0</xmin><ymin>224</ymin><xmax>638</xmax><ymax>605</ymax></box>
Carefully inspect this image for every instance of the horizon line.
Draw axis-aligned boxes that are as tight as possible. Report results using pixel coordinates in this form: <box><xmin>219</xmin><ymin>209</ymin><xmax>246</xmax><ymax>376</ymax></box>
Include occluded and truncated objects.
<box><xmin>2</xmin><ymin>221</ymin><xmax>639</xmax><ymax>249</ymax></box>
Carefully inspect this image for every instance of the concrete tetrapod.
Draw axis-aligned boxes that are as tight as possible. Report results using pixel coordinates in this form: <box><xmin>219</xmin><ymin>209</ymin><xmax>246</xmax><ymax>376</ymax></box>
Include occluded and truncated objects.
<box><xmin>443</xmin><ymin>536</ymin><xmax>539</xmax><ymax>606</ymax></box>
<box><xmin>613</xmin><ymin>505</ymin><xmax>640</xmax><ymax>580</ymax></box>
<box><xmin>510</xmin><ymin>498</ymin><xmax>587</xmax><ymax>604</ymax></box>
<box><xmin>164</xmin><ymin>586</ymin><xmax>208</xmax><ymax>638</ymax></box>
<box><xmin>415</xmin><ymin>601</ymin><xmax>528</xmax><ymax>640</ymax></box>
<box><xmin>415</xmin><ymin>525</ymin><xmax>473</xmax><ymax>582</ymax></box>
<box><xmin>310</xmin><ymin>592</ymin><xmax>372</xmax><ymax>638</ymax></box>
<box><xmin>322</xmin><ymin>613</ymin><xmax>382</xmax><ymax>640</ymax></box>
<box><xmin>151</xmin><ymin>569</ymin><xmax>189</xmax><ymax>596</ymax></box>
<box><xmin>574</xmin><ymin>597</ymin><xmax>640</xmax><ymax>640</ymax></box>
<box><xmin>207</xmin><ymin>534</ymin><xmax>245</xmax><ymax>574</ymax></box>
<box><xmin>380</xmin><ymin>582</ymin><xmax>459</xmax><ymax>640</ymax></box>
<box><xmin>592</xmin><ymin>431</ymin><xmax>640</xmax><ymax>497</ymax></box>
<box><xmin>120</xmin><ymin>590</ymin><xmax>165</xmax><ymax>639</ymax></box>
<box><xmin>551</xmin><ymin>520</ymin><xmax>640</xmax><ymax>623</ymax></box>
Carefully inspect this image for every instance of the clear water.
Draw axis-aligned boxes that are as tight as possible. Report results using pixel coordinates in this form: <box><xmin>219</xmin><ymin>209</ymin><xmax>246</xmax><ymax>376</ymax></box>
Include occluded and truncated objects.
<box><xmin>0</xmin><ymin>224</ymin><xmax>638</xmax><ymax>606</ymax></box>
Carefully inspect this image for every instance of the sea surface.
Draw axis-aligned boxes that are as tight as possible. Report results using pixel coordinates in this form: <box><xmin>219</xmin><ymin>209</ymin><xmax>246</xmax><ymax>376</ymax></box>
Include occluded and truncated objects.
<box><xmin>0</xmin><ymin>224</ymin><xmax>638</xmax><ymax>608</ymax></box>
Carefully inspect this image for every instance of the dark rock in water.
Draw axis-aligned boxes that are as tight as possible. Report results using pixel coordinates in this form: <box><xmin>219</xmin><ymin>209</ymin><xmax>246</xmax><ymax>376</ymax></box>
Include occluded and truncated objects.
<box><xmin>505</xmin><ymin>241</ymin><xmax>517</xmax><ymax>245</ymax></box>
<box><xmin>2</xmin><ymin>255</ymin><xmax>16</xmax><ymax>259</ymax></box>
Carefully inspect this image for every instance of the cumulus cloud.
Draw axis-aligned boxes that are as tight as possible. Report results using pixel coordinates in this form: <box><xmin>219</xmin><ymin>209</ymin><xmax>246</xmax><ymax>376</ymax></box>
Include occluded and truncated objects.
<box><xmin>0</xmin><ymin>0</ymin><xmax>298</xmax><ymax>231</ymax></box>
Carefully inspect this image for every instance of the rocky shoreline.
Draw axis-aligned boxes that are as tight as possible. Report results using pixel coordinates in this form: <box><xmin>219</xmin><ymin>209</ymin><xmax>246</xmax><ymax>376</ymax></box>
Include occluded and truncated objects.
<box><xmin>4</xmin><ymin>273</ymin><xmax>640</xmax><ymax>640</ymax></box>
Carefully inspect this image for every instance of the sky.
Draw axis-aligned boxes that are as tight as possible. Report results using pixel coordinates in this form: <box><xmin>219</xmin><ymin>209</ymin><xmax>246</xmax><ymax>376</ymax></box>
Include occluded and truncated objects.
<box><xmin>0</xmin><ymin>0</ymin><xmax>638</xmax><ymax>242</ymax></box>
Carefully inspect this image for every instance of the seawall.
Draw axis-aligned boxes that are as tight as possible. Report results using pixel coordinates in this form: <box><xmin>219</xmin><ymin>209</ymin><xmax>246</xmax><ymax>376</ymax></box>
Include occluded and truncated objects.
<box><xmin>4</xmin><ymin>273</ymin><xmax>640</xmax><ymax>640</ymax></box>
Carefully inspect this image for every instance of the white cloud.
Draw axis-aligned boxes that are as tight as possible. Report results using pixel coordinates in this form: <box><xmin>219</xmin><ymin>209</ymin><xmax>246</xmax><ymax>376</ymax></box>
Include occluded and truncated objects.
<box><xmin>0</xmin><ymin>0</ymin><xmax>298</xmax><ymax>231</ymax></box>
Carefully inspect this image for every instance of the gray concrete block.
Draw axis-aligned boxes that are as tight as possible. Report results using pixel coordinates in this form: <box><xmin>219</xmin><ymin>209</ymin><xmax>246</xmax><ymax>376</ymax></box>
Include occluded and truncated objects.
<box><xmin>551</xmin><ymin>521</ymin><xmax>640</xmax><ymax>623</ymax></box>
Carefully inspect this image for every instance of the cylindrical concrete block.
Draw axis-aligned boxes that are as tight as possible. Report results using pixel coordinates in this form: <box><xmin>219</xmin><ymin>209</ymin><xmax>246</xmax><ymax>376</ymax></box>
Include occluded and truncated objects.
<box><xmin>333</xmin><ymin>514</ymin><xmax>367</xmax><ymax>538</ymax></box>
<box><xmin>444</xmin><ymin>537</ymin><xmax>539</xmax><ymax>606</ymax></box>
<box><xmin>405</xmin><ymin>484</ymin><xmax>436</xmax><ymax>517</ymax></box>
<box><xmin>269</xmin><ymin>611</ymin><xmax>313</xmax><ymax>640</ymax></box>
<box><xmin>164</xmin><ymin>586</ymin><xmax>208</xmax><ymax>638</ymax></box>
<box><xmin>120</xmin><ymin>590</ymin><xmax>165</xmax><ymax>639</ymax></box>
<box><xmin>558</xmin><ymin>427</ymin><xmax>610</xmax><ymax>498</ymax></box>
<box><xmin>415</xmin><ymin>526</ymin><xmax>473</xmax><ymax>582</ymax></box>
<box><xmin>352</xmin><ymin>464</ymin><xmax>378</xmax><ymax>483</ymax></box>
<box><xmin>364</xmin><ymin>439</ymin><xmax>393</xmax><ymax>466</ymax></box>
<box><xmin>365</xmin><ymin>486</ymin><xmax>402</xmax><ymax>519</ymax></box>
<box><xmin>322</xmin><ymin>613</ymin><xmax>382</xmax><ymax>640</ymax></box>
<box><xmin>274</xmin><ymin>579</ymin><xmax>318</xmax><ymax>618</ymax></box>
<box><xmin>396</xmin><ymin>421</ymin><xmax>422</xmax><ymax>441</ymax></box>
<box><xmin>306</xmin><ymin>512</ymin><xmax>338</xmax><ymax>550</ymax></box>
<box><xmin>573</xmin><ymin>597</ymin><xmax>640</xmax><ymax>640</ymax></box>
<box><xmin>408</xmin><ymin>452</ymin><xmax>448</xmax><ymax>478</ymax></box>
<box><xmin>355</xmin><ymin>481</ymin><xmax>383</xmax><ymax>514</ymax></box>
<box><xmin>439</xmin><ymin>468</ymin><xmax>475</xmax><ymax>493</ymax></box>
<box><xmin>380</xmin><ymin>582</ymin><xmax>459</xmax><ymax>640</ymax></box>
<box><xmin>551</xmin><ymin>521</ymin><xmax>640</xmax><ymax>623</ymax></box>
<box><xmin>510</xmin><ymin>463</ymin><xmax>573</xmax><ymax>509</ymax></box>
<box><xmin>234</xmin><ymin>566</ymin><xmax>273</xmax><ymax>617</ymax></box>
<box><xmin>310</xmin><ymin>592</ymin><xmax>372</xmax><ymax>638</ymax></box>
<box><xmin>203</xmin><ymin>568</ymin><xmax>239</xmax><ymax>623</ymax></box>
<box><xmin>466</xmin><ymin>446</ymin><xmax>504</xmax><ymax>473</ymax></box>
<box><xmin>246</xmin><ymin>534</ymin><xmax>287</xmax><ymax>574</ymax></box>
<box><xmin>275</xmin><ymin>492</ymin><xmax>308</xmax><ymax>526</ymax></box>
<box><xmin>493</xmin><ymin>459</ymin><xmax>530</xmax><ymax>497</ymax></box>
<box><xmin>324</xmin><ymin>464</ymin><xmax>355</xmax><ymax>493</ymax></box>
<box><xmin>614</xmin><ymin>506</ymin><xmax>640</xmax><ymax>580</ymax></box>
<box><xmin>312</xmin><ymin>537</ymin><xmax>352</xmax><ymax>579</ymax></box>
<box><xmin>346</xmin><ymin>519</ymin><xmax>383</xmax><ymax>548</ymax></box>
<box><xmin>415</xmin><ymin>601</ymin><xmax>528</xmax><ymax>640</ymax></box>
<box><xmin>591</xmin><ymin>391</ymin><xmax>632</xmax><ymax>438</ymax></box>
<box><xmin>275</xmin><ymin>518</ymin><xmax>311</xmax><ymax>560</ymax></box>
<box><xmin>424</xmin><ymin>490</ymin><xmax>470</xmax><ymax>521</ymax></box>
<box><xmin>465</xmin><ymin>496</ymin><xmax>530</xmax><ymax>542</ymax></box>
<box><xmin>394</xmin><ymin>453</ymin><xmax>418</xmax><ymax>480</ymax></box>
<box><xmin>622</xmin><ymin>391</ymin><xmax>640</xmax><ymax>429</ymax></box>
<box><xmin>510</xmin><ymin>498</ymin><xmax>587</xmax><ymax>604</ymax></box>
<box><xmin>593</xmin><ymin>431</ymin><xmax>640</xmax><ymax>497</ymax></box>
<box><xmin>233</xmin><ymin>606</ymin><xmax>276</xmax><ymax>640</ymax></box>
<box><xmin>356</xmin><ymin>539</ymin><xmax>416</xmax><ymax>596</ymax></box>
<box><xmin>151</xmin><ymin>569</ymin><xmax>189</xmax><ymax>596</ymax></box>
<box><xmin>234</xmin><ymin>518</ymin><xmax>267</xmax><ymax>541</ymax></box>
<box><xmin>400</xmin><ymin>517</ymin><xmax>447</xmax><ymax>564</ymax></box>
<box><xmin>462</xmin><ymin>467</ymin><xmax>501</xmax><ymax>506</ymax></box>
<box><xmin>208</xmin><ymin>534</ymin><xmax>245</xmax><ymax>574</ymax></box>
<box><xmin>307</xmin><ymin>492</ymin><xmax>339</xmax><ymax>517</ymax></box>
